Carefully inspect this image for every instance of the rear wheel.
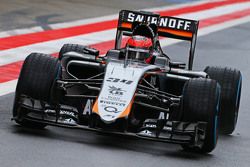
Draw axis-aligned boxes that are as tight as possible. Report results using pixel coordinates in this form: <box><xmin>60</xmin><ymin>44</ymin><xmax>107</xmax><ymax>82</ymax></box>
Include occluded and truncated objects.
<box><xmin>181</xmin><ymin>78</ymin><xmax>220</xmax><ymax>153</ymax></box>
<box><xmin>13</xmin><ymin>53</ymin><xmax>60</xmax><ymax>129</ymax></box>
<box><xmin>204</xmin><ymin>66</ymin><xmax>242</xmax><ymax>134</ymax></box>
<box><xmin>59</xmin><ymin>44</ymin><xmax>87</xmax><ymax>60</ymax></box>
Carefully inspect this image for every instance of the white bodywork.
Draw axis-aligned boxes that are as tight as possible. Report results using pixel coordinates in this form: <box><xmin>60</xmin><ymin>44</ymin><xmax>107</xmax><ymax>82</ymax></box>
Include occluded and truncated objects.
<box><xmin>95</xmin><ymin>61</ymin><xmax>159</xmax><ymax>122</ymax></box>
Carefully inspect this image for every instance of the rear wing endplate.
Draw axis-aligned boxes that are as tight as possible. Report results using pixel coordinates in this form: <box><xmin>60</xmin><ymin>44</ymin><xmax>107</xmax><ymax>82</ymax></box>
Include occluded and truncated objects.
<box><xmin>115</xmin><ymin>10</ymin><xmax>199</xmax><ymax>70</ymax></box>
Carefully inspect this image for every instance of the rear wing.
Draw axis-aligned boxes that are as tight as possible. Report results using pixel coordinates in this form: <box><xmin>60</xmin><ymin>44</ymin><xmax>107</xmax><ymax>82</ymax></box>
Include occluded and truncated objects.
<box><xmin>115</xmin><ymin>10</ymin><xmax>199</xmax><ymax>70</ymax></box>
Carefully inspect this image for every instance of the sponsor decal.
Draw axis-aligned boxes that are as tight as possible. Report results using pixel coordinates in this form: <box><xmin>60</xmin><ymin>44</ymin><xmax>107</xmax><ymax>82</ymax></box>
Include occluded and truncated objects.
<box><xmin>83</xmin><ymin>99</ymin><xmax>93</xmax><ymax>115</ymax></box>
<box><xmin>104</xmin><ymin>106</ymin><xmax>119</xmax><ymax>113</ymax></box>
<box><xmin>145</xmin><ymin>124</ymin><xmax>157</xmax><ymax>128</ymax></box>
<box><xmin>158</xmin><ymin>112</ymin><xmax>169</xmax><ymax>119</ymax></box>
<box><xmin>60</xmin><ymin>110</ymin><xmax>76</xmax><ymax>117</ymax></box>
<box><xmin>127</xmin><ymin>12</ymin><xmax>158</xmax><ymax>25</ymax></box>
<box><xmin>100</xmin><ymin>100</ymin><xmax>125</xmax><ymax>107</ymax></box>
<box><xmin>159</xmin><ymin>17</ymin><xmax>192</xmax><ymax>31</ymax></box>
<box><xmin>106</xmin><ymin>77</ymin><xmax>133</xmax><ymax>85</ymax></box>
<box><xmin>103</xmin><ymin>114</ymin><xmax>116</xmax><ymax>119</ymax></box>
<box><xmin>108</xmin><ymin>85</ymin><xmax>125</xmax><ymax>96</ymax></box>
<box><xmin>106</xmin><ymin>96</ymin><xmax>125</xmax><ymax>102</ymax></box>
<box><xmin>45</xmin><ymin>109</ymin><xmax>76</xmax><ymax>118</ymax></box>
<box><xmin>124</xmin><ymin>12</ymin><xmax>194</xmax><ymax>32</ymax></box>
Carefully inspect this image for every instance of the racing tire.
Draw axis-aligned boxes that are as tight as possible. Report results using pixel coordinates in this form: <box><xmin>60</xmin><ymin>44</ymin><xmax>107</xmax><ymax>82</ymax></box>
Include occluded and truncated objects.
<box><xmin>204</xmin><ymin>66</ymin><xmax>242</xmax><ymax>135</ymax></box>
<box><xmin>13</xmin><ymin>53</ymin><xmax>60</xmax><ymax>129</ymax></box>
<box><xmin>59</xmin><ymin>44</ymin><xmax>87</xmax><ymax>60</ymax></box>
<box><xmin>181</xmin><ymin>78</ymin><xmax>221</xmax><ymax>153</ymax></box>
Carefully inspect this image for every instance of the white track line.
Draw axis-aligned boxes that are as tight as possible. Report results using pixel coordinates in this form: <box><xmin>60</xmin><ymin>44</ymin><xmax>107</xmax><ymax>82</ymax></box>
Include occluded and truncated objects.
<box><xmin>0</xmin><ymin>0</ymin><xmax>221</xmax><ymax>38</ymax></box>
<box><xmin>0</xmin><ymin>27</ymin><xmax>44</xmax><ymax>38</ymax></box>
<box><xmin>1</xmin><ymin>15</ymin><xmax>250</xmax><ymax>96</ymax></box>
<box><xmin>178</xmin><ymin>2</ymin><xmax>250</xmax><ymax>20</ymax></box>
<box><xmin>0</xmin><ymin>80</ymin><xmax>17</xmax><ymax>96</ymax></box>
<box><xmin>0</xmin><ymin>29</ymin><xmax>116</xmax><ymax>66</ymax></box>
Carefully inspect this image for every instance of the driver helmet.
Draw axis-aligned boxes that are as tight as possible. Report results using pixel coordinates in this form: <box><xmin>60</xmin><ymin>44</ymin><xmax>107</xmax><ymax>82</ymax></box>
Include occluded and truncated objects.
<box><xmin>126</xmin><ymin>35</ymin><xmax>153</xmax><ymax>64</ymax></box>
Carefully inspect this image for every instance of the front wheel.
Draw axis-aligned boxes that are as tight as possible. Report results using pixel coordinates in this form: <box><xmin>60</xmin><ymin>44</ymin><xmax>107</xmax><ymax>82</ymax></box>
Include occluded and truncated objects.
<box><xmin>181</xmin><ymin>78</ymin><xmax>221</xmax><ymax>153</ymax></box>
<box><xmin>13</xmin><ymin>53</ymin><xmax>60</xmax><ymax>129</ymax></box>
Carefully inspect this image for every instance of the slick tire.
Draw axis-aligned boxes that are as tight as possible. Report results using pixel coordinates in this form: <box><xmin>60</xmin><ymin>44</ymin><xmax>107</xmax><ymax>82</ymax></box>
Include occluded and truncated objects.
<box><xmin>204</xmin><ymin>66</ymin><xmax>242</xmax><ymax>135</ymax></box>
<box><xmin>181</xmin><ymin>78</ymin><xmax>221</xmax><ymax>153</ymax></box>
<box><xmin>59</xmin><ymin>44</ymin><xmax>87</xmax><ymax>60</ymax></box>
<box><xmin>13</xmin><ymin>53</ymin><xmax>60</xmax><ymax>129</ymax></box>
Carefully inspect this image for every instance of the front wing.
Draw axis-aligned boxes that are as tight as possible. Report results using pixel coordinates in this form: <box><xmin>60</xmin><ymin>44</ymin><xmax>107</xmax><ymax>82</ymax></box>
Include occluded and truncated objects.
<box><xmin>13</xmin><ymin>103</ymin><xmax>206</xmax><ymax>147</ymax></box>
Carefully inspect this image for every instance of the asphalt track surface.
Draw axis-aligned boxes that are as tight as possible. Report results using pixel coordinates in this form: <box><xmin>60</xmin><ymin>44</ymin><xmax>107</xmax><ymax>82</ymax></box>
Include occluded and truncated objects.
<box><xmin>0</xmin><ymin>0</ymin><xmax>250</xmax><ymax>167</ymax></box>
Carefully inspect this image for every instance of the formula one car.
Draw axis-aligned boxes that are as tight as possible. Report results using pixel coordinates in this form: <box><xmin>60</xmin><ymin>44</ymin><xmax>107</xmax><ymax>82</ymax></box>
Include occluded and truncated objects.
<box><xmin>12</xmin><ymin>10</ymin><xmax>242</xmax><ymax>153</ymax></box>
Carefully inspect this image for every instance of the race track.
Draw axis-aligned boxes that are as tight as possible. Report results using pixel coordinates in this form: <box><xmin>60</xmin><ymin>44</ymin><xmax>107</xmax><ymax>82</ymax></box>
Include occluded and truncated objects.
<box><xmin>0</xmin><ymin>0</ymin><xmax>250</xmax><ymax>166</ymax></box>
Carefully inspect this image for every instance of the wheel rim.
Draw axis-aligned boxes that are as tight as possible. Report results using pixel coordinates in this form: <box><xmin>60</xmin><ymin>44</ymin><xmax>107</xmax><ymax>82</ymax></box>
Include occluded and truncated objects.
<box><xmin>234</xmin><ymin>75</ymin><xmax>242</xmax><ymax>126</ymax></box>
